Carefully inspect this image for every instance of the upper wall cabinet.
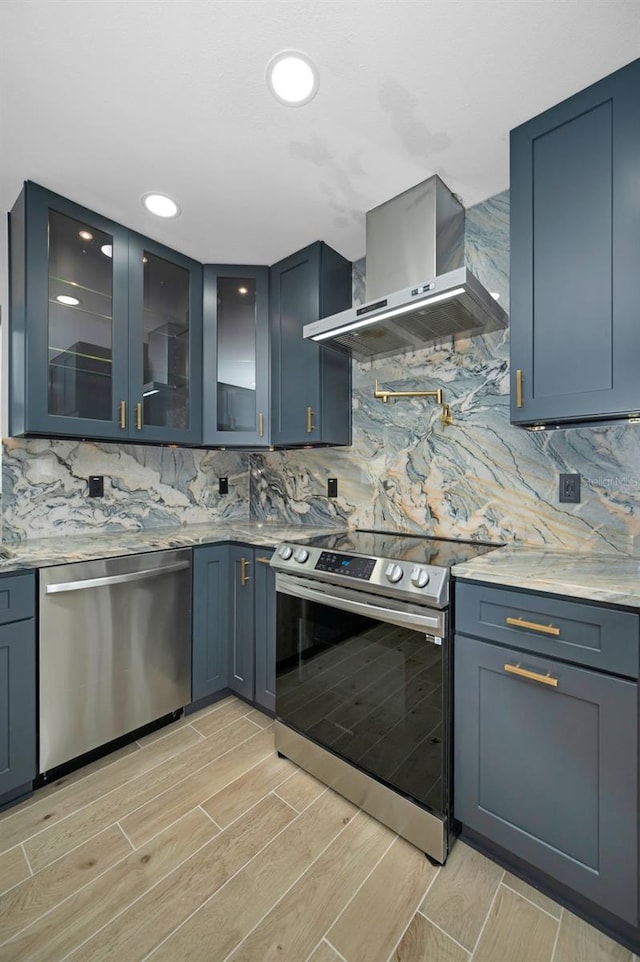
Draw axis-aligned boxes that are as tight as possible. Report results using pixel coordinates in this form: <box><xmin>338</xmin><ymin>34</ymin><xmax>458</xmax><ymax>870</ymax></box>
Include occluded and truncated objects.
<box><xmin>202</xmin><ymin>265</ymin><xmax>270</xmax><ymax>446</ymax></box>
<box><xmin>9</xmin><ymin>182</ymin><xmax>202</xmax><ymax>444</ymax></box>
<box><xmin>510</xmin><ymin>58</ymin><xmax>640</xmax><ymax>427</ymax></box>
<box><xmin>270</xmin><ymin>242</ymin><xmax>352</xmax><ymax>447</ymax></box>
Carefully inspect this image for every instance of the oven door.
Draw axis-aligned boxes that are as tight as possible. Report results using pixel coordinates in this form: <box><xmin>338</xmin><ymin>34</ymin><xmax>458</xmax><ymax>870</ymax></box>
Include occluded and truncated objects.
<box><xmin>275</xmin><ymin>572</ymin><xmax>450</xmax><ymax>818</ymax></box>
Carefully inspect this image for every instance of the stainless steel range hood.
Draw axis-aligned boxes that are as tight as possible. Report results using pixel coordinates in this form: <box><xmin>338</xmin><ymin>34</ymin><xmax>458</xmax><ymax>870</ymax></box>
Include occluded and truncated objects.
<box><xmin>304</xmin><ymin>176</ymin><xmax>507</xmax><ymax>360</ymax></box>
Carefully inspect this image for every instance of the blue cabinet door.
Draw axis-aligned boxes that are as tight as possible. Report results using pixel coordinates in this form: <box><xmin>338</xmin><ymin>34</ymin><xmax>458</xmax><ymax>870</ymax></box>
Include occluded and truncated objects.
<box><xmin>192</xmin><ymin>546</ymin><xmax>229</xmax><ymax>701</ymax></box>
<box><xmin>254</xmin><ymin>550</ymin><xmax>275</xmax><ymax>713</ymax></box>
<box><xmin>0</xmin><ymin>571</ymin><xmax>36</xmax><ymax>806</ymax></box>
<box><xmin>202</xmin><ymin>265</ymin><xmax>270</xmax><ymax>446</ymax></box>
<box><xmin>510</xmin><ymin>58</ymin><xmax>640</xmax><ymax>426</ymax></box>
<box><xmin>228</xmin><ymin>546</ymin><xmax>255</xmax><ymax>701</ymax></box>
<box><xmin>454</xmin><ymin>632</ymin><xmax>638</xmax><ymax>924</ymax></box>
<box><xmin>10</xmin><ymin>182</ymin><xmax>130</xmax><ymax>440</ymax></box>
<box><xmin>270</xmin><ymin>242</ymin><xmax>352</xmax><ymax>446</ymax></box>
<box><xmin>128</xmin><ymin>234</ymin><xmax>203</xmax><ymax>445</ymax></box>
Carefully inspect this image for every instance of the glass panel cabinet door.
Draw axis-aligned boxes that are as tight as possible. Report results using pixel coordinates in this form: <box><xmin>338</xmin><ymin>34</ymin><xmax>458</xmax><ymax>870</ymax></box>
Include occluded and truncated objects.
<box><xmin>202</xmin><ymin>265</ymin><xmax>269</xmax><ymax>445</ymax></box>
<box><xmin>47</xmin><ymin>210</ymin><xmax>115</xmax><ymax>422</ymax></box>
<box><xmin>128</xmin><ymin>235</ymin><xmax>202</xmax><ymax>444</ymax></box>
<box><xmin>15</xmin><ymin>183</ymin><xmax>130</xmax><ymax>439</ymax></box>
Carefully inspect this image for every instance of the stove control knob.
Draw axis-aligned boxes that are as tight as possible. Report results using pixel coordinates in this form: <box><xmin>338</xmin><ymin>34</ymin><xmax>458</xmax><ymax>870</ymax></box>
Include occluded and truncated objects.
<box><xmin>411</xmin><ymin>566</ymin><xmax>430</xmax><ymax>589</ymax></box>
<box><xmin>385</xmin><ymin>563</ymin><xmax>404</xmax><ymax>584</ymax></box>
<box><xmin>294</xmin><ymin>548</ymin><xmax>310</xmax><ymax>564</ymax></box>
<box><xmin>278</xmin><ymin>545</ymin><xmax>293</xmax><ymax>560</ymax></box>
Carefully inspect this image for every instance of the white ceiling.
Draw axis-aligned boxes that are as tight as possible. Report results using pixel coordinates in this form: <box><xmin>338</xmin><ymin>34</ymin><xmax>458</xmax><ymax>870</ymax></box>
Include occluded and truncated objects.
<box><xmin>1</xmin><ymin>0</ymin><xmax>639</xmax><ymax>266</ymax></box>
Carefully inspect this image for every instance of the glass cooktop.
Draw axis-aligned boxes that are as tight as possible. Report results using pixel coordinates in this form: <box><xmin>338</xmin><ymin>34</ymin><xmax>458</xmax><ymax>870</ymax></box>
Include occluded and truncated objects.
<box><xmin>303</xmin><ymin>529</ymin><xmax>502</xmax><ymax>569</ymax></box>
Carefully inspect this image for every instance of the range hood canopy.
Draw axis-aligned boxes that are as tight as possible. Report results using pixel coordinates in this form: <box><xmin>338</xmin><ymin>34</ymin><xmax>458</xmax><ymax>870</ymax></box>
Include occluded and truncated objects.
<box><xmin>304</xmin><ymin>176</ymin><xmax>508</xmax><ymax>360</ymax></box>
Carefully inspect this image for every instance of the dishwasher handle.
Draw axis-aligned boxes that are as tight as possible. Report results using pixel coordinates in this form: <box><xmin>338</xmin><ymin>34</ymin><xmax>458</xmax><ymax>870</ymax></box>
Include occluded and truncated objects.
<box><xmin>44</xmin><ymin>560</ymin><xmax>191</xmax><ymax>595</ymax></box>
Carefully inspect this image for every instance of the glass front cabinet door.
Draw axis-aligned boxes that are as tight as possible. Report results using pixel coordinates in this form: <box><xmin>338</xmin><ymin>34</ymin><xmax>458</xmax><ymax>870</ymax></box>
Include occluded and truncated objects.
<box><xmin>9</xmin><ymin>183</ymin><xmax>202</xmax><ymax>444</ymax></box>
<box><xmin>202</xmin><ymin>265</ymin><xmax>269</xmax><ymax>446</ymax></box>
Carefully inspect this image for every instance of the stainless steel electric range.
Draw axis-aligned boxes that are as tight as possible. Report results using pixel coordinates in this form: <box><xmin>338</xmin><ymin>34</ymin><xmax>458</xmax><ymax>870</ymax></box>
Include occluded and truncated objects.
<box><xmin>271</xmin><ymin>529</ymin><xmax>500</xmax><ymax>863</ymax></box>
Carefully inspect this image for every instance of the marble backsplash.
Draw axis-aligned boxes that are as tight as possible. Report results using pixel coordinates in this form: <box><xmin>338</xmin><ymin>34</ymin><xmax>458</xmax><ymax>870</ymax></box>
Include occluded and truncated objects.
<box><xmin>250</xmin><ymin>191</ymin><xmax>640</xmax><ymax>556</ymax></box>
<box><xmin>2</xmin><ymin>189</ymin><xmax>639</xmax><ymax>552</ymax></box>
<box><xmin>1</xmin><ymin>438</ymin><xmax>249</xmax><ymax>541</ymax></box>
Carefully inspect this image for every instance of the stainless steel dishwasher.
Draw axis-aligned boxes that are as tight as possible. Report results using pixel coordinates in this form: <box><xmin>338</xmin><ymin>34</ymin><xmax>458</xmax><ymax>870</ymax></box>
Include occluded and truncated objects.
<box><xmin>38</xmin><ymin>548</ymin><xmax>192</xmax><ymax>775</ymax></box>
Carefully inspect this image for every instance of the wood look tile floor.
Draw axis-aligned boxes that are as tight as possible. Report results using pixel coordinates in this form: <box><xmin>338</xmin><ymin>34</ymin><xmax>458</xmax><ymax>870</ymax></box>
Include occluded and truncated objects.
<box><xmin>0</xmin><ymin>696</ymin><xmax>635</xmax><ymax>962</ymax></box>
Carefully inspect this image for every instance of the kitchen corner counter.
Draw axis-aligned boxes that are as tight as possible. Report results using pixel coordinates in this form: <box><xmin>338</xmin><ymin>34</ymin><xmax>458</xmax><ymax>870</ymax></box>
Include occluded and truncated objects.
<box><xmin>0</xmin><ymin>521</ymin><xmax>346</xmax><ymax>573</ymax></box>
<box><xmin>452</xmin><ymin>546</ymin><xmax>640</xmax><ymax>610</ymax></box>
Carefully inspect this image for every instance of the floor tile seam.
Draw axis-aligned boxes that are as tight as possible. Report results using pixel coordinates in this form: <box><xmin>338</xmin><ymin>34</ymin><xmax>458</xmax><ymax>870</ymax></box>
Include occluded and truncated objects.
<box><xmin>272</xmin><ymin>784</ymin><xmax>331</xmax><ymax>816</ymax></box>
<box><xmin>198</xmin><ymin>806</ymin><xmax>222</xmax><ymax>831</ymax></box>
<box><xmin>320</xmin><ymin>828</ymin><xmax>399</xmax><ymax>951</ymax></box>
<box><xmin>0</xmin><ymin>843</ymin><xmax>34</xmax><ymax>900</ymax></box>
<box><xmin>101</xmin><ymin>724</ymin><xmax>270</xmax><ymax>846</ymax></box>
<box><xmin>549</xmin><ymin>907</ymin><xmax>564</xmax><ymax>962</ymax></box>
<box><xmin>323</xmin><ymin>936</ymin><xmax>350</xmax><ymax>962</ymax></box>
<box><xmin>115</xmin><ymin>820</ymin><xmax>137</xmax><ymax>852</ymax></box>
<box><xmin>415</xmin><ymin>908</ymin><xmax>472</xmax><ymax>956</ymax></box>
<box><xmin>7</xmin><ymin>732</ymin><xmax>211</xmax><ymax>853</ymax></box>
<box><xmin>135</xmin><ymin>796</ymin><xmax>346</xmax><ymax>962</ymax></box>
<box><xmin>16</xmin><ymin>812</ymin><xmax>235</xmax><ymax>962</ymax></box>
<box><xmin>468</xmin><ymin>867</ymin><xmax>505</xmax><ymax>959</ymax></box>
<box><xmin>269</xmin><ymin>791</ymin><xmax>301</xmax><ymax>817</ymax></box>
<box><xmin>500</xmin><ymin>879</ymin><xmax>563</xmax><ymax>922</ymax></box>
<box><xmin>198</xmin><ymin>749</ymin><xmax>287</xmax><ymax>819</ymax></box>
<box><xmin>217</xmin><ymin>809</ymin><xmax>365</xmax><ymax>962</ymax></box>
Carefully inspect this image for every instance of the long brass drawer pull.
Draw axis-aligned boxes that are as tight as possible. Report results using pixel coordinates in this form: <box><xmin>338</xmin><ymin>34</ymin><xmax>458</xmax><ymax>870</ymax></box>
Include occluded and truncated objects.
<box><xmin>307</xmin><ymin>406</ymin><xmax>315</xmax><ymax>433</ymax></box>
<box><xmin>258</xmin><ymin>412</ymin><xmax>264</xmax><ymax>437</ymax></box>
<box><xmin>255</xmin><ymin>556</ymin><xmax>271</xmax><ymax>565</ymax></box>
<box><xmin>119</xmin><ymin>400</ymin><xmax>126</xmax><ymax>429</ymax></box>
<box><xmin>506</xmin><ymin>616</ymin><xmax>560</xmax><ymax>637</ymax></box>
<box><xmin>136</xmin><ymin>402</ymin><xmax>142</xmax><ymax>430</ymax></box>
<box><xmin>516</xmin><ymin>369</ymin><xmax>523</xmax><ymax>408</ymax></box>
<box><xmin>240</xmin><ymin>557</ymin><xmax>251</xmax><ymax>585</ymax></box>
<box><xmin>504</xmin><ymin>663</ymin><xmax>558</xmax><ymax>688</ymax></box>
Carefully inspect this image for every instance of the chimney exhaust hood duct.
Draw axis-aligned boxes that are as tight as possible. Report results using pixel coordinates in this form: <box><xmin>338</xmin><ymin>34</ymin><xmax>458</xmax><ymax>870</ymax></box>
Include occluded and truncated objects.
<box><xmin>303</xmin><ymin>176</ymin><xmax>507</xmax><ymax>360</ymax></box>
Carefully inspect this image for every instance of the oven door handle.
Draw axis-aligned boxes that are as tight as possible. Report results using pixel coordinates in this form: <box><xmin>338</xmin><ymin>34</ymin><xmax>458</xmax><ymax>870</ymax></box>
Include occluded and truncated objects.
<box><xmin>276</xmin><ymin>574</ymin><xmax>445</xmax><ymax>636</ymax></box>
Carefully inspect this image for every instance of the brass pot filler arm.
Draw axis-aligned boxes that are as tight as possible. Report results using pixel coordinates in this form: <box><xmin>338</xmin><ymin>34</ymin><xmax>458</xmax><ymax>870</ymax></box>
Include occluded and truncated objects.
<box><xmin>373</xmin><ymin>381</ymin><xmax>454</xmax><ymax>427</ymax></box>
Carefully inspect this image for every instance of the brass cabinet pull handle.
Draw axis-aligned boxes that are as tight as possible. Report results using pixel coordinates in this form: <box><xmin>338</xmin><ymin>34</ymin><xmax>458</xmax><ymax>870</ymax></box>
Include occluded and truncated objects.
<box><xmin>255</xmin><ymin>556</ymin><xmax>271</xmax><ymax>565</ymax></box>
<box><xmin>307</xmin><ymin>406</ymin><xmax>315</xmax><ymax>433</ymax></box>
<box><xmin>504</xmin><ymin>663</ymin><xmax>558</xmax><ymax>688</ymax></box>
<box><xmin>506</xmin><ymin>616</ymin><xmax>560</xmax><ymax>637</ymax></box>
<box><xmin>515</xmin><ymin>369</ymin><xmax>524</xmax><ymax>408</ymax></box>
<box><xmin>240</xmin><ymin>557</ymin><xmax>251</xmax><ymax>585</ymax></box>
<box><xmin>136</xmin><ymin>402</ymin><xmax>142</xmax><ymax>430</ymax></box>
<box><xmin>119</xmin><ymin>400</ymin><xmax>127</xmax><ymax>430</ymax></box>
<box><xmin>258</xmin><ymin>412</ymin><xmax>264</xmax><ymax>437</ymax></box>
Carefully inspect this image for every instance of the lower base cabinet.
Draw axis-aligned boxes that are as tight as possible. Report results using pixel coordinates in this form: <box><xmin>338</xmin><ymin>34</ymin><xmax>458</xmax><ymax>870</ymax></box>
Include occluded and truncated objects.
<box><xmin>0</xmin><ymin>572</ymin><xmax>36</xmax><ymax>806</ymax></box>
<box><xmin>192</xmin><ymin>545</ymin><xmax>275</xmax><ymax>712</ymax></box>
<box><xmin>454</xmin><ymin>581</ymin><xmax>639</xmax><ymax>926</ymax></box>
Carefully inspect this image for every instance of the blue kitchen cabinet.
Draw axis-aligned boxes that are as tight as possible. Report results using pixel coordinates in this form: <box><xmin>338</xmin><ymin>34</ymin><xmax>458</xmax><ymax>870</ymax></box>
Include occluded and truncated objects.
<box><xmin>269</xmin><ymin>242</ymin><xmax>352</xmax><ymax>446</ymax></box>
<box><xmin>254</xmin><ymin>549</ymin><xmax>276</xmax><ymax>713</ymax></box>
<box><xmin>454</xmin><ymin>580</ymin><xmax>639</xmax><ymax>926</ymax></box>
<box><xmin>192</xmin><ymin>545</ymin><xmax>229</xmax><ymax>701</ymax></box>
<box><xmin>510</xmin><ymin>57</ymin><xmax>640</xmax><ymax>427</ymax></box>
<box><xmin>202</xmin><ymin>265</ymin><xmax>270</xmax><ymax>446</ymax></box>
<box><xmin>228</xmin><ymin>546</ymin><xmax>255</xmax><ymax>701</ymax></box>
<box><xmin>9</xmin><ymin>182</ymin><xmax>202</xmax><ymax>444</ymax></box>
<box><xmin>0</xmin><ymin>572</ymin><xmax>36</xmax><ymax>808</ymax></box>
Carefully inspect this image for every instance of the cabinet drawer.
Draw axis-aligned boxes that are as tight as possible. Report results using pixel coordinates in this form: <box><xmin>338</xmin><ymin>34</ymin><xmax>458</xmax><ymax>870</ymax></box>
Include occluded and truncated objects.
<box><xmin>455</xmin><ymin>581</ymin><xmax>638</xmax><ymax>677</ymax></box>
<box><xmin>0</xmin><ymin>572</ymin><xmax>35</xmax><ymax>626</ymax></box>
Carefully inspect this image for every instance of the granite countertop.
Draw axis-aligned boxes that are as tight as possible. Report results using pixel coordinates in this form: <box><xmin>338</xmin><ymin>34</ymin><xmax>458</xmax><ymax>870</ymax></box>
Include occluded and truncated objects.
<box><xmin>452</xmin><ymin>546</ymin><xmax>640</xmax><ymax>610</ymax></box>
<box><xmin>0</xmin><ymin>521</ymin><xmax>347</xmax><ymax>572</ymax></box>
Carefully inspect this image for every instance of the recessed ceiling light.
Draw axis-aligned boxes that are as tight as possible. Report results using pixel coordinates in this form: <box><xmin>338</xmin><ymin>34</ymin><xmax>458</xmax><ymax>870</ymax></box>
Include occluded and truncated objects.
<box><xmin>56</xmin><ymin>294</ymin><xmax>81</xmax><ymax>306</ymax></box>
<box><xmin>101</xmin><ymin>244</ymin><xmax>113</xmax><ymax>258</ymax></box>
<box><xmin>142</xmin><ymin>192</ymin><xmax>181</xmax><ymax>218</ymax></box>
<box><xmin>78</xmin><ymin>230</ymin><xmax>93</xmax><ymax>241</ymax></box>
<box><xmin>266</xmin><ymin>51</ymin><xmax>319</xmax><ymax>106</ymax></box>
<box><xmin>238</xmin><ymin>286</ymin><xmax>249</xmax><ymax>295</ymax></box>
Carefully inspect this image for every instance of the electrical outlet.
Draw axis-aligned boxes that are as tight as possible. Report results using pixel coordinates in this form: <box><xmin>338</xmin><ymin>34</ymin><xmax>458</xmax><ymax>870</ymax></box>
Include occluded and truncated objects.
<box><xmin>559</xmin><ymin>473</ymin><xmax>581</xmax><ymax>503</ymax></box>
<box><xmin>219</xmin><ymin>477</ymin><xmax>229</xmax><ymax>495</ymax></box>
<box><xmin>327</xmin><ymin>478</ymin><xmax>338</xmax><ymax>498</ymax></box>
<box><xmin>88</xmin><ymin>475</ymin><xmax>104</xmax><ymax>498</ymax></box>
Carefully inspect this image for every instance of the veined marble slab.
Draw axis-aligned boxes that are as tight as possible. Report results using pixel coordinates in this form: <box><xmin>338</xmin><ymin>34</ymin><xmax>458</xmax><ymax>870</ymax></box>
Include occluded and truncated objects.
<box><xmin>453</xmin><ymin>547</ymin><xmax>640</xmax><ymax>609</ymax></box>
<box><xmin>0</xmin><ymin>521</ymin><xmax>345</xmax><ymax>572</ymax></box>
